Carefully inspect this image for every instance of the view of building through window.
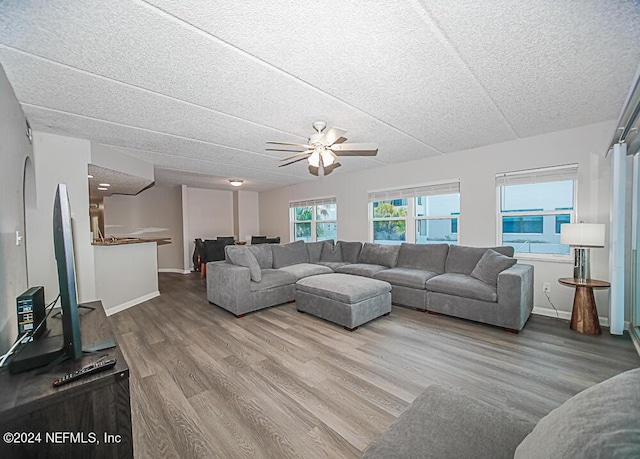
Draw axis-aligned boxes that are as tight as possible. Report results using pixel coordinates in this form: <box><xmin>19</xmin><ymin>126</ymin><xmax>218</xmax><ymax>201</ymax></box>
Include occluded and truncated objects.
<box><xmin>371</xmin><ymin>188</ymin><xmax>460</xmax><ymax>245</ymax></box>
<box><xmin>499</xmin><ymin>178</ymin><xmax>575</xmax><ymax>255</ymax></box>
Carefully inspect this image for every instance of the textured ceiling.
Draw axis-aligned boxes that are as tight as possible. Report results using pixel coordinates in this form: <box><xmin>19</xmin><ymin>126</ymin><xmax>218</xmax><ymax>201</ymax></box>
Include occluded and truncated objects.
<box><xmin>88</xmin><ymin>164</ymin><xmax>154</xmax><ymax>197</ymax></box>
<box><xmin>1</xmin><ymin>0</ymin><xmax>640</xmax><ymax>192</ymax></box>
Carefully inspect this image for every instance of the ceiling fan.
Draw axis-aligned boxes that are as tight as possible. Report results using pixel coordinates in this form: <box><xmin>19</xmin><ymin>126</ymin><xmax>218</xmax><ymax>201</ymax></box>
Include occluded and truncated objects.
<box><xmin>266</xmin><ymin>121</ymin><xmax>378</xmax><ymax>176</ymax></box>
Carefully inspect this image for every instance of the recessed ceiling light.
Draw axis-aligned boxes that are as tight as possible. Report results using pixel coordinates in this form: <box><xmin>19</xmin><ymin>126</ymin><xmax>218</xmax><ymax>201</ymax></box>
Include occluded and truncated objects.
<box><xmin>87</xmin><ymin>174</ymin><xmax>94</xmax><ymax>178</ymax></box>
<box><xmin>99</xmin><ymin>183</ymin><xmax>110</xmax><ymax>187</ymax></box>
<box><xmin>229</xmin><ymin>179</ymin><xmax>243</xmax><ymax>187</ymax></box>
<box><xmin>97</xmin><ymin>187</ymin><xmax>108</xmax><ymax>191</ymax></box>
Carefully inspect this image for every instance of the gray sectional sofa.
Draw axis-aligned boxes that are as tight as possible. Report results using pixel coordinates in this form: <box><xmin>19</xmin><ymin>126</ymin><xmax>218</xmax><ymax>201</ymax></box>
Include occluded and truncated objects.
<box><xmin>363</xmin><ymin>368</ymin><xmax>640</xmax><ymax>458</ymax></box>
<box><xmin>207</xmin><ymin>240</ymin><xmax>534</xmax><ymax>331</ymax></box>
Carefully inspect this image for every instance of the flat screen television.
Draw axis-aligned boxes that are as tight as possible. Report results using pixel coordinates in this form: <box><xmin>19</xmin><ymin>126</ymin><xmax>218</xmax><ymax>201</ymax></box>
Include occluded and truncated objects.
<box><xmin>8</xmin><ymin>183</ymin><xmax>83</xmax><ymax>373</ymax></box>
<box><xmin>53</xmin><ymin>183</ymin><xmax>83</xmax><ymax>360</ymax></box>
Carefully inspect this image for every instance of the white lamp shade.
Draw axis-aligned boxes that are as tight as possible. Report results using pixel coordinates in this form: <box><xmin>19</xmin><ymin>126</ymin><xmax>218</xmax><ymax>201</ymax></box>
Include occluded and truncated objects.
<box><xmin>560</xmin><ymin>223</ymin><xmax>605</xmax><ymax>247</ymax></box>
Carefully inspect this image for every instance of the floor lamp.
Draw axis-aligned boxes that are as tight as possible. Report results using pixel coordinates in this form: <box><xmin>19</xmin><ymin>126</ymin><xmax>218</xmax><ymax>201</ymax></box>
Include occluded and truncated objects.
<box><xmin>560</xmin><ymin>223</ymin><xmax>606</xmax><ymax>280</ymax></box>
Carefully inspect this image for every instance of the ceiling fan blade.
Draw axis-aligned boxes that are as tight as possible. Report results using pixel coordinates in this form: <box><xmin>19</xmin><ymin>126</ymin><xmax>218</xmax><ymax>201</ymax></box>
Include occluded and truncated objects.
<box><xmin>319</xmin><ymin>127</ymin><xmax>347</xmax><ymax>146</ymax></box>
<box><xmin>330</xmin><ymin>142</ymin><xmax>377</xmax><ymax>152</ymax></box>
<box><xmin>279</xmin><ymin>157</ymin><xmax>308</xmax><ymax>167</ymax></box>
<box><xmin>324</xmin><ymin>162</ymin><xmax>341</xmax><ymax>175</ymax></box>
<box><xmin>266</xmin><ymin>148</ymin><xmax>307</xmax><ymax>152</ymax></box>
<box><xmin>334</xmin><ymin>150</ymin><xmax>378</xmax><ymax>156</ymax></box>
<box><xmin>308</xmin><ymin>165</ymin><xmax>319</xmax><ymax>176</ymax></box>
<box><xmin>266</xmin><ymin>141</ymin><xmax>312</xmax><ymax>149</ymax></box>
<box><xmin>330</xmin><ymin>143</ymin><xmax>378</xmax><ymax>155</ymax></box>
<box><xmin>281</xmin><ymin>150</ymin><xmax>313</xmax><ymax>161</ymax></box>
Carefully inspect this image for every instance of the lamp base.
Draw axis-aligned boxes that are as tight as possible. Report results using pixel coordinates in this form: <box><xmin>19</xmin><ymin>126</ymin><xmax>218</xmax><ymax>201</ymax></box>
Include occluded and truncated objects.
<box><xmin>573</xmin><ymin>247</ymin><xmax>591</xmax><ymax>280</ymax></box>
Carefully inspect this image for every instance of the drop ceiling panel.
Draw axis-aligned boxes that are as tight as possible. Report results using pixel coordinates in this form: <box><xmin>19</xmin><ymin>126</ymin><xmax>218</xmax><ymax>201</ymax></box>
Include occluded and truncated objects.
<box><xmin>146</xmin><ymin>0</ymin><xmax>517</xmax><ymax>152</ymax></box>
<box><xmin>0</xmin><ymin>0</ymin><xmax>439</xmax><ymax>159</ymax></box>
<box><xmin>0</xmin><ymin>47</ymin><xmax>433</xmax><ymax>166</ymax></box>
<box><xmin>420</xmin><ymin>0</ymin><xmax>640</xmax><ymax>137</ymax></box>
<box><xmin>2</xmin><ymin>0</ymin><xmax>640</xmax><ymax>190</ymax></box>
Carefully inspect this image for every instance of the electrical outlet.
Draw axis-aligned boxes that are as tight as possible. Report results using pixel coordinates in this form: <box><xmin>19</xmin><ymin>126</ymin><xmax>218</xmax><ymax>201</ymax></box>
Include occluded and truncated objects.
<box><xmin>542</xmin><ymin>282</ymin><xmax>551</xmax><ymax>293</ymax></box>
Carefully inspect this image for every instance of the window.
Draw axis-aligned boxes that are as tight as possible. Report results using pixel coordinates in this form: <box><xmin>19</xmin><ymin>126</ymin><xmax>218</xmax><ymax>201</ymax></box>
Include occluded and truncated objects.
<box><xmin>496</xmin><ymin>164</ymin><xmax>577</xmax><ymax>257</ymax></box>
<box><xmin>369</xmin><ymin>182</ymin><xmax>460</xmax><ymax>245</ymax></box>
<box><xmin>290</xmin><ymin>197</ymin><xmax>337</xmax><ymax>242</ymax></box>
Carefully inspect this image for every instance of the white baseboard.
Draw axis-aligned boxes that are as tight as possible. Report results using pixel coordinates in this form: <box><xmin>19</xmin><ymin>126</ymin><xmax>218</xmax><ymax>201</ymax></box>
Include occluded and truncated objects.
<box><xmin>532</xmin><ymin>307</ymin><xmax>630</xmax><ymax>330</ymax></box>
<box><xmin>104</xmin><ymin>291</ymin><xmax>160</xmax><ymax>316</ymax></box>
<box><xmin>158</xmin><ymin>268</ymin><xmax>191</xmax><ymax>274</ymax></box>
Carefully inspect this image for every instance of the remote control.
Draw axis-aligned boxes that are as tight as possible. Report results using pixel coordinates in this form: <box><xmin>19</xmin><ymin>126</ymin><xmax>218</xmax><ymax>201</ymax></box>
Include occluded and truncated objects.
<box><xmin>53</xmin><ymin>358</ymin><xmax>117</xmax><ymax>387</ymax></box>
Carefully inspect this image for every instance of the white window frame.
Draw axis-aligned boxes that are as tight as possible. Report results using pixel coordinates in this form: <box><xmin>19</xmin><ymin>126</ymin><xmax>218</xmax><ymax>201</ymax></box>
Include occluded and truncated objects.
<box><xmin>368</xmin><ymin>181</ymin><xmax>460</xmax><ymax>244</ymax></box>
<box><xmin>289</xmin><ymin>197</ymin><xmax>337</xmax><ymax>242</ymax></box>
<box><xmin>496</xmin><ymin>164</ymin><xmax>578</xmax><ymax>262</ymax></box>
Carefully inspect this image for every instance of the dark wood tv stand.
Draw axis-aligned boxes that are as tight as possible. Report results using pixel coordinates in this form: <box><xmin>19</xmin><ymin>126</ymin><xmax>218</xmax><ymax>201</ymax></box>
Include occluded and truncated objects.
<box><xmin>0</xmin><ymin>300</ymin><xmax>133</xmax><ymax>458</ymax></box>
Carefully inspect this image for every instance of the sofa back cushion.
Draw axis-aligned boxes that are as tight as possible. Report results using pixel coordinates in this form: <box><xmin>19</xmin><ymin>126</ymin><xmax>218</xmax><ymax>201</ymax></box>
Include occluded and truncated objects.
<box><xmin>397</xmin><ymin>243</ymin><xmax>449</xmax><ymax>273</ymax></box>
<box><xmin>320</xmin><ymin>242</ymin><xmax>342</xmax><ymax>262</ymax></box>
<box><xmin>514</xmin><ymin>368</ymin><xmax>640</xmax><ymax>458</ymax></box>
<box><xmin>337</xmin><ymin>241</ymin><xmax>363</xmax><ymax>263</ymax></box>
<box><xmin>358</xmin><ymin>243</ymin><xmax>399</xmax><ymax>268</ymax></box>
<box><xmin>225</xmin><ymin>246</ymin><xmax>262</xmax><ymax>282</ymax></box>
<box><xmin>306</xmin><ymin>240</ymin><xmax>334</xmax><ymax>263</ymax></box>
<box><xmin>445</xmin><ymin>245</ymin><xmax>514</xmax><ymax>275</ymax></box>
<box><xmin>272</xmin><ymin>240</ymin><xmax>310</xmax><ymax>268</ymax></box>
<box><xmin>247</xmin><ymin>244</ymin><xmax>273</xmax><ymax>269</ymax></box>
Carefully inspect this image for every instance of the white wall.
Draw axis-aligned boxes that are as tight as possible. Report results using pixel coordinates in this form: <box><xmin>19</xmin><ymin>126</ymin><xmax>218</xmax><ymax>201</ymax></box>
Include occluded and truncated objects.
<box><xmin>104</xmin><ymin>185</ymin><xmax>185</xmax><ymax>272</ymax></box>
<box><xmin>259</xmin><ymin>121</ymin><xmax>615</xmax><ymax>321</ymax></box>
<box><xmin>28</xmin><ymin>132</ymin><xmax>97</xmax><ymax>305</ymax></box>
<box><xmin>90</xmin><ymin>142</ymin><xmax>154</xmax><ymax>181</ymax></box>
<box><xmin>185</xmin><ymin>187</ymin><xmax>234</xmax><ymax>269</ymax></box>
<box><xmin>0</xmin><ymin>65</ymin><xmax>32</xmax><ymax>353</ymax></box>
<box><xmin>94</xmin><ymin>242</ymin><xmax>159</xmax><ymax>314</ymax></box>
<box><xmin>237</xmin><ymin>190</ymin><xmax>260</xmax><ymax>242</ymax></box>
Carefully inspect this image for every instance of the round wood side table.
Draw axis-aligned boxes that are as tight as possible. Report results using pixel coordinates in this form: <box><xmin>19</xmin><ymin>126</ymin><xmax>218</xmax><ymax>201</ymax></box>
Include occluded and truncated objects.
<box><xmin>558</xmin><ymin>278</ymin><xmax>611</xmax><ymax>335</ymax></box>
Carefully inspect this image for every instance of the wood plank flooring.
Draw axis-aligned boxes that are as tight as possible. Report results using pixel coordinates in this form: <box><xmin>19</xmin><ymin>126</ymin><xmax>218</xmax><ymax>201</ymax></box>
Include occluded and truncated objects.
<box><xmin>109</xmin><ymin>273</ymin><xmax>640</xmax><ymax>458</ymax></box>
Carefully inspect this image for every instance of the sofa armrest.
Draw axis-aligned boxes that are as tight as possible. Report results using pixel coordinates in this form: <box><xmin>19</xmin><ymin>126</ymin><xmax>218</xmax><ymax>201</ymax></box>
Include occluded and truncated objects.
<box><xmin>207</xmin><ymin>261</ymin><xmax>251</xmax><ymax>313</ymax></box>
<box><xmin>362</xmin><ymin>385</ymin><xmax>535</xmax><ymax>459</ymax></box>
<box><xmin>497</xmin><ymin>264</ymin><xmax>534</xmax><ymax>329</ymax></box>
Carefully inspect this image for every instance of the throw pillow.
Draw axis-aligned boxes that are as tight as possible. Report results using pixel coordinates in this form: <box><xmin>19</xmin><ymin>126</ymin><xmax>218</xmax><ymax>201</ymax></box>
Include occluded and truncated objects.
<box><xmin>272</xmin><ymin>240</ymin><xmax>309</xmax><ymax>268</ymax></box>
<box><xmin>320</xmin><ymin>242</ymin><xmax>342</xmax><ymax>262</ymax></box>
<box><xmin>225</xmin><ymin>246</ymin><xmax>262</xmax><ymax>282</ymax></box>
<box><xmin>470</xmin><ymin>249</ymin><xmax>516</xmax><ymax>286</ymax></box>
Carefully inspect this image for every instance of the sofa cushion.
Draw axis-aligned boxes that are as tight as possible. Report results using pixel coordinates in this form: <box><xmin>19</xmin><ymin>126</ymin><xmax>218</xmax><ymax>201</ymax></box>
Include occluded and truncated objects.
<box><xmin>471</xmin><ymin>249</ymin><xmax>517</xmax><ymax>286</ymax></box>
<box><xmin>426</xmin><ymin>273</ymin><xmax>497</xmax><ymax>302</ymax></box>
<box><xmin>445</xmin><ymin>245</ymin><xmax>515</xmax><ymax>275</ymax></box>
<box><xmin>306</xmin><ymin>240</ymin><xmax>333</xmax><ymax>263</ymax></box>
<box><xmin>336</xmin><ymin>263</ymin><xmax>389</xmax><ymax>278</ymax></box>
<box><xmin>358</xmin><ymin>243</ymin><xmax>399</xmax><ymax>267</ymax></box>
<box><xmin>250</xmin><ymin>269</ymin><xmax>296</xmax><ymax>292</ymax></box>
<box><xmin>320</xmin><ymin>242</ymin><xmax>343</xmax><ymax>262</ymax></box>
<box><xmin>337</xmin><ymin>241</ymin><xmax>363</xmax><ymax>263</ymax></box>
<box><xmin>362</xmin><ymin>385</ymin><xmax>535</xmax><ymax>459</ymax></box>
<box><xmin>374</xmin><ymin>267</ymin><xmax>440</xmax><ymax>290</ymax></box>
<box><xmin>225</xmin><ymin>246</ymin><xmax>262</xmax><ymax>282</ymax></box>
<box><xmin>315</xmin><ymin>261</ymin><xmax>351</xmax><ymax>271</ymax></box>
<box><xmin>278</xmin><ymin>263</ymin><xmax>333</xmax><ymax>281</ymax></box>
<box><xmin>515</xmin><ymin>368</ymin><xmax>640</xmax><ymax>459</ymax></box>
<box><xmin>296</xmin><ymin>273</ymin><xmax>391</xmax><ymax>304</ymax></box>
<box><xmin>272</xmin><ymin>240</ymin><xmax>309</xmax><ymax>268</ymax></box>
<box><xmin>397</xmin><ymin>243</ymin><xmax>449</xmax><ymax>273</ymax></box>
<box><xmin>247</xmin><ymin>244</ymin><xmax>273</xmax><ymax>269</ymax></box>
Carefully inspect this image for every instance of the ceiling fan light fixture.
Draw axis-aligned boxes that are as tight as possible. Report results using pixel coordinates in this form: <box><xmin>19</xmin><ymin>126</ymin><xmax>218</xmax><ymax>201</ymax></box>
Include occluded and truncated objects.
<box><xmin>308</xmin><ymin>150</ymin><xmax>321</xmax><ymax>167</ymax></box>
<box><xmin>321</xmin><ymin>149</ymin><xmax>335</xmax><ymax>166</ymax></box>
<box><xmin>229</xmin><ymin>179</ymin><xmax>243</xmax><ymax>187</ymax></box>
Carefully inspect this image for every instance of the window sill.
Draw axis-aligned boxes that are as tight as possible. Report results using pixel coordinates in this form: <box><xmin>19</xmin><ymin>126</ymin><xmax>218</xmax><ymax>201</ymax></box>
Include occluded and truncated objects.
<box><xmin>515</xmin><ymin>254</ymin><xmax>573</xmax><ymax>264</ymax></box>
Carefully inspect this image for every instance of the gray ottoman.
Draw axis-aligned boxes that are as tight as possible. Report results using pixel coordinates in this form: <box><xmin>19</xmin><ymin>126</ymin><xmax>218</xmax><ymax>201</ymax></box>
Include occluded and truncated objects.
<box><xmin>295</xmin><ymin>273</ymin><xmax>392</xmax><ymax>330</ymax></box>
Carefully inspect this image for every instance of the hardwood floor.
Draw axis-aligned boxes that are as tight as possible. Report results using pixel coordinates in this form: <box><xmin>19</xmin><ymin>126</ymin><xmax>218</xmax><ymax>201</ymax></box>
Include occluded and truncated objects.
<box><xmin>109</xmin><ymin>273</ymin><xmax>639</xmax><ymax>458</ymax></box>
